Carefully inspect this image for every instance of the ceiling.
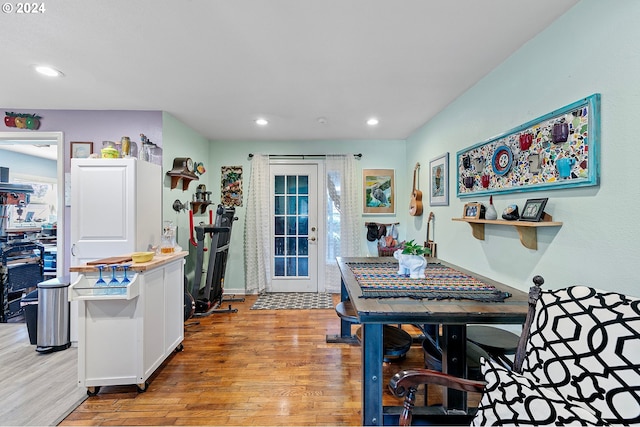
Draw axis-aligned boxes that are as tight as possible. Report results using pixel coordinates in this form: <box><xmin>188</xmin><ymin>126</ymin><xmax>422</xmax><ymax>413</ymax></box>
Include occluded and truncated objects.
<box><xmin>0</xmin><ymin>142</ymin><xmax>57</xmax><ymax>160</ymax></box>
<box><xmin>1</xmin><ymin>0</ymin><xmax>579</xmax><ymax>141</ymax></box>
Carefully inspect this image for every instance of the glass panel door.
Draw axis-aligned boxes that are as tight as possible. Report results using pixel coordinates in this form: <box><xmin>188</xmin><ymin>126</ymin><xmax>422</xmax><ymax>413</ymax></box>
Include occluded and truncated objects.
<box><xmin>270</xmin><ymin>164</ymin><xmax>318</xmax><ymax>292</ymax></box>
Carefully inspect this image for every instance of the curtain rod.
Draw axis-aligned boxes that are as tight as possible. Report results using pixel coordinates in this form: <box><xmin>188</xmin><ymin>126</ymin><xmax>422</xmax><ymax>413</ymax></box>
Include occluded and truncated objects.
<box><xmin>248</xmin><ymin>153</ymin><xmax>362</xmax><ymax>159</ymax></box>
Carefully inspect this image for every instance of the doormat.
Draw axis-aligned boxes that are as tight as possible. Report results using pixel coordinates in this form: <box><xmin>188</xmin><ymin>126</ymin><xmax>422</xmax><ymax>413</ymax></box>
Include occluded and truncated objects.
<box><xmin>250</xmin><ymin>292</ymin><xmax>334</xmax><ymax>310</ymax></box>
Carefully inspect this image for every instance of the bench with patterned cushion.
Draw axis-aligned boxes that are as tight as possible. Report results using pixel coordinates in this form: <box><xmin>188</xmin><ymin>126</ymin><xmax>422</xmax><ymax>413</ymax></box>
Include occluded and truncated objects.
<box><xmin>389</xmin><ymin>281</ymin><xmax>640</xmax><ymax>426</ymax></box>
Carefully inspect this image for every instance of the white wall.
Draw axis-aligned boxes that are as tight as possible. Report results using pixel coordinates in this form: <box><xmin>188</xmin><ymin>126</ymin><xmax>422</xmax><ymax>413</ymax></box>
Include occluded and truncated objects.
<box><xmin>405</xmin><ymin>0</ymin><xmax>640</xmax><ymax>296</ymax></box>
<box><xmin>0</xmin><ymin>151</ymin><xmax>57</xmax><ymax>179</ymax></box>
<box><xmin>207</xmin><ymin>139</ymin><xmax>406</xmax><ymax>293</ymax></box>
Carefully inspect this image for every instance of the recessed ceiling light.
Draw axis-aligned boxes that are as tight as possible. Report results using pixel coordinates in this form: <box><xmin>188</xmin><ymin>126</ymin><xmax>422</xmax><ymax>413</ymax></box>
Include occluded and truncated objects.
<box><xmin>255</xmin><ymin>118</ymin><xmax>269</xmax><ymax>126</ymax></box>
<box><xmin>366</xmin><ymin>117</ymin><xmax>379</xmax><ymax>126</ymax></box>
<box><xmin>34</xmin><ymin>65</ymin><xmax>64</xmax><ymax>77</ymax></box>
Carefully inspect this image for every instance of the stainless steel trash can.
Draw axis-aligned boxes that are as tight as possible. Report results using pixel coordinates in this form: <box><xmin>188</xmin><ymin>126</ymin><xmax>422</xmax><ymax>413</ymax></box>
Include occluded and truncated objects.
<box><xmin>36</xmin><ymin>276</ymin><xmax>71</xmax><ymax>353</ymax></box>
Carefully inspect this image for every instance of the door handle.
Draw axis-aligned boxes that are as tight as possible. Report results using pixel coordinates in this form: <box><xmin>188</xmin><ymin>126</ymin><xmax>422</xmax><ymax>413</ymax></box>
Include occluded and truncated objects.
<box><xmin>308</xmin><ymin>237</ymin><xmax>316</xmax><ymax>241</ymax></box>
<box><xmin>71</xmin><ymin>244</ymin><xmax>76</xmax><ymax>257</ymax></box>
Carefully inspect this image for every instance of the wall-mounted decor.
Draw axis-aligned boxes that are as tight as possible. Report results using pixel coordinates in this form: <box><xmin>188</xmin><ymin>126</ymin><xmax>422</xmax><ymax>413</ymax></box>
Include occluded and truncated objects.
<box><xmin>4</xmin><ymin>112</ymin><xmax>41</xmax><ymax>129</ymax></box>
<box><xmin>194</xmin><ymin>161</ymin><xmax>206</xmax><ymax>175</ymax></box>
<box><xmin>221</xmin><ymin>165</ymin><xmax>243</xmax><ymax>207</ymax></box>
<box><xmin>70</xmin><ymin>141</ymin><xmax>93</xmax><ymax>159</ymax></box>
<box><xmin>429</xmin><ymin>152</ymin><xmax>449</xmax><ymax>206</ymax></box>
<box><xmin>363</xmin><ymin>169</ymin><xmax>395</xmax><ymax>214</ymax></box>
<box><xmin>457</xmin><ymin>94</ymin><xmax>600</xmax><ymax>198</ymax></box>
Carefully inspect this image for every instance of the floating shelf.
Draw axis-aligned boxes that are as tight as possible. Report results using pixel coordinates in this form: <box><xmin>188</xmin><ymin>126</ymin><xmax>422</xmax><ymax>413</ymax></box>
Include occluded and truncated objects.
<box><xmin>167</xmin><ymin>173</ymin><xmax>198</xmax><ymax>191</ymax></box>
<box><xmin>191</xmin><ymin>201</ymin><xmax>212</xmax><ymax>214</ymax></box>
<box><xmin>452</xmin><ymin>213</ymin><xmax>562</xmax><ymax>250</ymax></box>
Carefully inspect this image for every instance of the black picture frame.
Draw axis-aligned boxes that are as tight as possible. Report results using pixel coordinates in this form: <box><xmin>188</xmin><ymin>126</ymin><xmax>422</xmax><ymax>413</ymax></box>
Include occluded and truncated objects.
<box><xmin>520</xmin><ymin>198</ymin><xmax>548</xmax><ymax>222</ymax></box>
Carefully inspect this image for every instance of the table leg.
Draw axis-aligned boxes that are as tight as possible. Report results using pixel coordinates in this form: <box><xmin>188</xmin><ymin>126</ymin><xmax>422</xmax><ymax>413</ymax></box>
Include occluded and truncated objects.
<box><xmin>361</xmin><ymin>323</ymin><xmax>383</xmax><ymax>426</ymax></box>
<box><xmin>442</xmin><ymin>324</ymin><xmax>467</xmax><ymax>412</ymax></box>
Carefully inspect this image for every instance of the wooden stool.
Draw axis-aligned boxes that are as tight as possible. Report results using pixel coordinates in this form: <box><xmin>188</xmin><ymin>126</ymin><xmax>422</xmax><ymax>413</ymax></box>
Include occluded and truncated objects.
<box><xmin>335</xmin><ymin>299</ymin><xmax>359</xmax><ymax>323</ymax></box>
<box><xmin>466</xmin><ymin>325</ymin><xmax>519</xmax><ymax>369</ymax></box>
<box><xmin>333</xmin><ymin>300</ymin><xmax>413</xmax><ymax>362</ymax></box>
<box><xmin>355</xmin><ymin>325</ymin><xmax>413</xmax><ymax>362</ymax></box>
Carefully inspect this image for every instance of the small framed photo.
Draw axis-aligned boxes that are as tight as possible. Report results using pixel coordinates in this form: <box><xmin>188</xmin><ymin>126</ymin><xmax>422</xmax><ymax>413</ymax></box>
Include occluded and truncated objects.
<box><xmin>363</xmin><ymin>169</ymin><xmax>395</xmax><ymax>214</ymax></box>
<box><xmin>429</xmin><ymin>152</ymin><xmax>449</xmax><ymax>206</ymax></box>
<box><xmin>70</xmin><ymin>141</ymin><xmax>93</xmax><ymax>159</ymax></box>
<box><xmin>463</xmin><ymin>202</ymin><xmax>483</xmax><ymax>219</ymax></box>
<box><xmin>520</xmin><ymin>198</ymin><xmax>548</xmax><ymax>222</ymax></box>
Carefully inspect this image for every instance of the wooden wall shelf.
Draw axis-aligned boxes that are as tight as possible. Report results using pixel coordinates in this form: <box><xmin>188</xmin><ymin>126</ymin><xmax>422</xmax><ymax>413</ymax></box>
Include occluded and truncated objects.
<box><xmin>167</xmin><ymin>173</ymin><xmax>198</xmax><ymax>191</ymax></box>
<box><xmin>452</xmin><ymin>213</ymin><xmax>562</xmax><ymax>250</ymax></box>
<box><xmin>191</xmin><ymin>201</ymin><xmax>212</xmax><ymax>214</ymax></box>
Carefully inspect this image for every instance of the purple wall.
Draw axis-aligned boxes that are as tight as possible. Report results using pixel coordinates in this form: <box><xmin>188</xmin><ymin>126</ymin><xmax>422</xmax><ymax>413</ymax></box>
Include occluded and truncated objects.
<box><xmin>1</xmin><ymin>108</ymin><xmax>163</xmax><ymax>273</ymax></box>
<box><xmin>2</xmin><ymin>109</ymin><xmax>163</xmax><ymax>171</ymax></box>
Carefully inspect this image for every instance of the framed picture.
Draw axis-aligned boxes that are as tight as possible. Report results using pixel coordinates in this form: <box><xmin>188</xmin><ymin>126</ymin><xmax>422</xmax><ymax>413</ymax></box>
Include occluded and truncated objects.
<box><xmin>70</xmin><ymin>141</ymin><xmax>93</xmax><ymax>158</ymax></box>
<box><xmin>520</xmin><ymin>198</ymin><xmax>548</xmax><ymax>222</ymax></box>
<box><xmin>463</xmin><ymin>202</ymin><xmax>483</xmax><ymax>219</ymax></box>
<box><xmin>363</xmin><ymin>169</ymin><xmax>395</xmax><ymax>214</ymax></box>
<box><xmin>221</xmin><ymin>165</ymin><xmax>243</xmax><ymax>207</ymax></box>
<box><xmin>429</xmin><ymin>153</ymin><xmax>449</xmax><ymax>206</ymax></box>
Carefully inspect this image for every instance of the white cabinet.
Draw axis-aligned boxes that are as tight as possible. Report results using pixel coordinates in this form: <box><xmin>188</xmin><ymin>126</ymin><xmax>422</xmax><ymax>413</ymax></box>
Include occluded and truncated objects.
<box><xmin>70</xmin><ymin>253</ymin><xmax>186</xmax><ymax>394</ymax></box>
<box><xmin>70</xmin><ymin>158</ymin><xmax>162</xmax><ymax>266</ymax></box>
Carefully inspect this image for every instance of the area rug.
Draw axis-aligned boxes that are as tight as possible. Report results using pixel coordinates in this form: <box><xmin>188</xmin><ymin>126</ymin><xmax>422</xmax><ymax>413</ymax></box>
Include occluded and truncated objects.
<box><xmin>250</xmin><ymin>292</ymin><xmax>334</xmax><ymax>310</ymax></box>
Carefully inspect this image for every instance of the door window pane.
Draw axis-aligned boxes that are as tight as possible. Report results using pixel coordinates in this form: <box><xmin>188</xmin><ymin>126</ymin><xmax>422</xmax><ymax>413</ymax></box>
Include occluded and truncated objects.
<box><xmin>298</xmin><ymin>237</ymin><xmax>308</xmax><ymax>255</ymax></box>
<box><xmin>286</xmin><ymin>237</ymin><xmax>297</xmax><ymax>255</ymax></box>
<box><xmin>298</xmin><ymin>196</ymin><xmax>308</xmax><ymax>215</ymax></box>
<box><xmin>298</xmin><ymin>176</ymin><xmax>308</xmax><ymax>194</ymax></box>
<box><xmin>274</xmin><ymin>257</ymin><xmax>285</xmax><ymax>276</ymax></box>
<box><xmin>287</xmin><ymin>176</ymin><xmax>296</xmax><ymax>194</ymax></box>
<box><xmin>274</xmin><ymin>196</ymin><xmax>285</xmax><ymax>215</ymax></box>
<box><xmin>298</xmin><ymin>257</ymin><xmax>308</xmax><ymax>276</ymax></box>
<box><xmin>287</xmin><ymin>196</ymin><xmax>297</xmax><ymax>215</ymax></box>
<box><xmin>298</xmin><ymin>216</ymin><xmax>308</xmax><ymax>235</ymax></box>
<box><xmin>286</xmin><ymin>257</ymin><xmax>297</xmax><ymax>276</ymax></box>
<box><xmin>275</xmin><ymin>176</ymin><xmax>285</xmax><ymax>194</ymax></box>
<box><xmin>275</xmin><ymin>237</ymin><xmax>285</xmax><ymax>255</ymax></box>
<box><xmin>286</xmin><ymin>216</ymin><xmax>297</xmax><ymax>235</ymax></box>
<box><xmin>274</xmin><ymin>217</ymin><xmax>285</xmax><ymax>235</ymax></box>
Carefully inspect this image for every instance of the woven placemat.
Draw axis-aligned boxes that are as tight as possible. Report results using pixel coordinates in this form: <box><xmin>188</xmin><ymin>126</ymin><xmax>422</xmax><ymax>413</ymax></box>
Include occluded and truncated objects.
<box><xmin>348</xmin><ymin>262</ymin><xmax>511</xmax><ymax>302</ymax></box>
<box><xmin>250</xmin><ymin>292</ymin><xmax>334</xmax><ymax>310</ymax></box>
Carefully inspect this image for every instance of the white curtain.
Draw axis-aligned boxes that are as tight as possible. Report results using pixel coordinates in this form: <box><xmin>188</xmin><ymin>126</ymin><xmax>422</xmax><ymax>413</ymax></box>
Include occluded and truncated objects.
<box><xmin>244</xmin><ymin>154</ymin><xmax>271</xmax><ymax>294</ymax></box>
<box><xmin>244</xmin><ymin>154</ymin><xmax>361</xmax><ymax>294</ymax></box>
<box><xmin>325</xmin><ymin>155</ymin><xmax>361</xmax><ymax>293</ymax></box>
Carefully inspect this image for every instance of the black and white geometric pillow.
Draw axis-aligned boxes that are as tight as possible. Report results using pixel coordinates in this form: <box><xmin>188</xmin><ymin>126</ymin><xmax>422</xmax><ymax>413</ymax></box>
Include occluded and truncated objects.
<box><xmin>471</xmin><ymin>357</ymin><xmax>604</xmax><ymax>425</ymax></box>
<box><xmin>522</xmin><ymin>286</ymin><xmax>640</xmax><ymax>425</ymax></box>
<box><xmin>473</xmin><ymin>286</ymin><xmax>640</xmax><ymax>425</ymax></box>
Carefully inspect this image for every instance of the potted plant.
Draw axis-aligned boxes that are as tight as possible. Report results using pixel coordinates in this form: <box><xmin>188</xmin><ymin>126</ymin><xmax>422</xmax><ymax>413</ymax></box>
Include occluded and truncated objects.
<box><xmin>401</xmin><ymin>239</ymin><xmax>430</xmax><ymax>256</ymax></box>
<box><xmin>394</xmin><ymin>240</ymin><xmax>430</xmax><ymax>279</ymax></box>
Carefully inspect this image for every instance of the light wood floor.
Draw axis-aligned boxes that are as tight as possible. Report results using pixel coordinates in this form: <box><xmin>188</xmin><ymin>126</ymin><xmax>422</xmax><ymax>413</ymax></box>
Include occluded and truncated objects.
<box><xmin>0</xmin><ymin>322</ymin><xmax>87</xmax><ymax>426</ymax></box>
<box><xmin>57</xmin><ymin>294</ymin><xmax>473</xmax><ymax>426</ymax></box>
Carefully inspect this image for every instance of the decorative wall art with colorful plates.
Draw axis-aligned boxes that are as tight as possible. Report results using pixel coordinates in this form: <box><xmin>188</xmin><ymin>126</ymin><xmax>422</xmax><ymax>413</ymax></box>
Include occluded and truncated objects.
<box><xmin>456</xmin><ymin>94</ymin><xmax>600</xmax><ymax>197</ymax></box>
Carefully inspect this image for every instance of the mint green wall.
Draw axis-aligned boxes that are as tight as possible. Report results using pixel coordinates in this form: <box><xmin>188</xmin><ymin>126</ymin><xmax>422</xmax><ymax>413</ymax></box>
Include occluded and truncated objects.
<box><xmin>207</xmin><ymin>139</ymin><xmax>406</xmax><ymax>293</ymax></box>
<box><xmin>406</xmin><ymin>0</ymin><xmax>640</xmax><ymax>296</ymax></box>
<box><xmin>161</xmin><ymin>112</ymin><xmax>211</xmax><ymax>277</ymax></box>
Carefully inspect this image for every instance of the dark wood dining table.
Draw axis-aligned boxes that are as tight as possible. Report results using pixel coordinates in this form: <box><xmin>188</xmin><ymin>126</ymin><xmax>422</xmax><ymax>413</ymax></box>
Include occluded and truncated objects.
<box><xmin>335</xmin><ymin>257</ymin><xmax>529</xmax><ymax>426</ymax></box>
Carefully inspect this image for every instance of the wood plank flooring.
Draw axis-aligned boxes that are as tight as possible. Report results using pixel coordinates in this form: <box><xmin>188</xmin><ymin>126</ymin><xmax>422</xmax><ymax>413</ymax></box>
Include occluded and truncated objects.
<box><xmin>58</xmin><ymin>294</ymin><xmax>477</xmax><ymax>426</ymax></box>
<box><xmin>0</xmin><ymin>323</ymin><xmax>87</xmax><ymax>426</ymax></box>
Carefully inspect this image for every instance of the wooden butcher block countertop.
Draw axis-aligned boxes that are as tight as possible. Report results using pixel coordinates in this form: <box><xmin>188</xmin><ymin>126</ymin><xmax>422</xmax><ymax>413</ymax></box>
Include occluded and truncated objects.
<box><xmin>70</xmin><ymin>251</ymin><xmax>188</xmax><ymax>273</ymax></box>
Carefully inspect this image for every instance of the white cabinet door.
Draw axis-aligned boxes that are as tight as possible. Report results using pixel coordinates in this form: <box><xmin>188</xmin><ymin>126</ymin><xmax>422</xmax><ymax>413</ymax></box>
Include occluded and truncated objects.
<box><xmin>70</xmin><ymin>159</ymin><xmax>161</xmax><ymax>266</ymax></box>
<box><xmin>71</xmin><ymin>159</ymin><xmax>136</xmax><ymax>265</ymax></box>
